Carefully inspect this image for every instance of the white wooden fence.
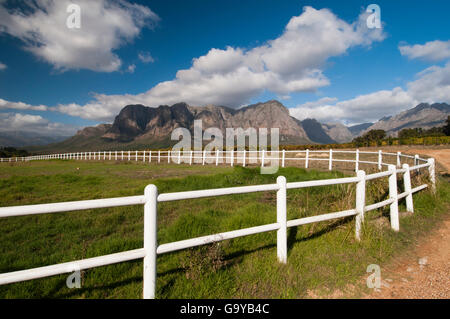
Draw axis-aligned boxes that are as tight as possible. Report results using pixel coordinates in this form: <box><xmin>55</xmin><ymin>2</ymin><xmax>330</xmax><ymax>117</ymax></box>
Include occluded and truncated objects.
<box><xmin>0</xmin><ymin>149</ymin><xmax>432</xmax><ymax>171</ymax></box>
<box><xmin>0</xmin><ymin>149</ymin><xmax>436</xmax><ymax>298</ymax></box>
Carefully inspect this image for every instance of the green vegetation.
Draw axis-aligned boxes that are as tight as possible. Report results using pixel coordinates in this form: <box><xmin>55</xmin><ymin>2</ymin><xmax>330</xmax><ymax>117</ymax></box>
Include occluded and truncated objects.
<box><xmin>0</xmin><ymin>160</ymin><xmax>448</xmax><ymax>298</ymax></box>
<box><xmin>353</xmin><ymin>130</ymin><xmax>387</xmax><ymax>147</ymax></box>
<box><xmin>444</xmin><ymin>116</ymin><xmax>450</xmax><ymax>136</ymax></box>
<box><xmin>398</xmin><ymin>127</ymin><xmax>445</xmax><ymax>139</ymax></box>
<box><xmin>352</xmin><ymin>119</ymin><xmax>450</xmax><ymax>147</ymax></box>
<box><xmin>0</xmin><ymin>147</ymin><xmax>30</xmax><ymax>158</ymax></box>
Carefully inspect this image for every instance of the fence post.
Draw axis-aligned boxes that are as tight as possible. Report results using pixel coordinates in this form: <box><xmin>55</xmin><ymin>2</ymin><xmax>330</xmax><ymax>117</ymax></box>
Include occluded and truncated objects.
<box><xmin>214</xmin><ymin>149</ymin><xmax>218</xmax><ymax>166</ymax></box>
<box><xmin>216</xmin><ymin>149</ymin><xmax>219</xmax><ymax>166</ymax></box>
<box><xmin>328</xmin><ymin>149</ymin><xmax>333</xmax><ymax>171</ymax></box>
<box><xmin>397</xmin><ymin>152</ymin><xmax>401</xmax><ymax>168</ymax></box>
<box><xmin>261</xmin><ymin>150</ymin><xmax>265</xmax><ymax>168</ymax></box>
<box><xmin>178</xmin><ymin>150</ymin><xmax>181</xmax><ymax>164</ymax></box>
<box><xmin>168</xmin><ymin>150</ymin><xmax>171</xmax><ymax>163</ymax></box>
<box><xmin>282</xmin><ymin>150</ymin><xmax>285</xmax><ymax>168</ymax></box>
<box><xmin>355</xmin><ymin>149</ymin><xmax>359</xmax><ymax>172</ymax></box>
<box><xmin>136</xmin><ymin>150</ymin><xmax>138</xmax><ymax>162</ymax></box>
<box><xmin>276</xmin><ymin>176</ymin><xmax>287</xmax><ymax>264</ymax></box>
<box><xmin>402</xmin><ymin>164</ymin><xmax>413</xmax><ymax>213</ymax></box>
<box><xmin>149</xmin><ymin>151</ymin><xmax>152</xmax><ymax>163</ymax></box>
<box><xmin>230</xmin><ymin>150</ymin><xmax>234</xmax><ymax>167</ymax></box>
<box><xmin>388</xmin><ymin>164</ymin><xmax>399</xmax><ymax>231</ymax></box>
<box><xmin>355</xmin><ymin>170</ymin><xmax>366</xmax><ymax>241</ymax></box>
<box><xmin>378</xmin><ymin>150</ymin><xmax>382</xmax><ymax>171</ymax></box>
<box><xmin>158</xmin><ymin>151</ymin><xmax>160</xmax><ymax>163</ymax></box>
<box><xmin>305</xmin><ymin>149</ymin><xmax>309</xmax><ymax>169</ymax></box>
<box><xmin>427</xmin><ymin>158</ymin><xmax>436</xmax><ymax>193</ymax></box>
<box><xmin>189</xmin><ymin>151</ymin><xmax>193</xmax><ymax>165</ymax></box>
<box><xmin>243</xmin><ymin>150</ymin><xmax>246</xmax><ymax>167</ymax></box>
<box><xmin>202</xmin><ymin>150</ymin><xmax>206</xmax><ymax>166</ymax></box>
<box><xmin>414</xmin><ymin>154</ymin><xmax>420</xmax><ymax>174</ymax></box>
<box><xmin>143</xmin><ymin>184</ymin><xmax>158</xmax><ymax>299</ymax></box>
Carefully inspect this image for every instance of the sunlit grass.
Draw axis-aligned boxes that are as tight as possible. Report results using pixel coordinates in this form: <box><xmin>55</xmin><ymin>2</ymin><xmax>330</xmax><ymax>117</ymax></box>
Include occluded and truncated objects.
<box><xmin>0</xmin><ymin>160</ymin><xmax>448</xmax><ymax>298</ymax></box>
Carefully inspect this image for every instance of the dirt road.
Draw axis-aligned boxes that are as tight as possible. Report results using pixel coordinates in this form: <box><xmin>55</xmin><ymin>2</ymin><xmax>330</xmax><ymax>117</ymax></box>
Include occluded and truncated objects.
<box><xmin>363</xmin><ymin>147</ymin><xmax>450</xmax><ymax>299</ymax></box>
<box><xmin>405</xmin><ymin>149</ymin><xmax>450</xmax><ymax>174</ymax></box>
<box><xmin>364</xmin><ymin>215</ymin><xmax>450</xmax><ymax>299</ymax></box>
<box><xmin>363</xmin><ymin>146</ymin><xmax>450</xmax><ymax>174</ymax></box>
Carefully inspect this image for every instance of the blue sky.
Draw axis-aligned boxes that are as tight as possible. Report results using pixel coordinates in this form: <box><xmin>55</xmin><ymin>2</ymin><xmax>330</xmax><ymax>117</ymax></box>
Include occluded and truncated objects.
<box><xmin>0</xmin><ymin>0</ymin><xmax>449</xmax><ymax>136</ymax></box>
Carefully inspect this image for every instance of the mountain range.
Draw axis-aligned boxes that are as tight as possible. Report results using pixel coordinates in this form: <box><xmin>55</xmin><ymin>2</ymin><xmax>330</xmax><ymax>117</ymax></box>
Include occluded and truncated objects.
<box><xmin>14</xmin><ymin>101</ymin><xmax>450</xmax><ymax>152</ymax></box>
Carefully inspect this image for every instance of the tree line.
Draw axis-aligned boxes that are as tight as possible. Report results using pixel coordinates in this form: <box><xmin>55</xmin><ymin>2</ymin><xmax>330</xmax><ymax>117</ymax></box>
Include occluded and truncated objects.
<box><xmin>0</xmin><ymin>147</ymin><xmax>30</xmax><ymax>158</ymax></box>
<box><xmin>352</xmin><ymin>116</ymin><xmax>450</xmax><ymax>147</ymax></box>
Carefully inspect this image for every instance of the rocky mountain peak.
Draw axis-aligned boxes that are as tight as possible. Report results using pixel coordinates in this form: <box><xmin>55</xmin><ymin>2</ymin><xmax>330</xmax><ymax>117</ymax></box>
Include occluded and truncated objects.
<box><xmin>363</xmin><ymin>102</ymin><xmax>450</xmax><ymax>136</ymax></box>
<box><xmin>100</xmin><ymin>100</ymin><xmax>311</xmax><ymax>145</ymax></box>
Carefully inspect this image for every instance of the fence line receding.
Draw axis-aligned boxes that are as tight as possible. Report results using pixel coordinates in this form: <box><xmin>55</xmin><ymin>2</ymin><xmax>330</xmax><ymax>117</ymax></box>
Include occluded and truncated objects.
<box><xmin>0</xmin><ymin>149</ymin><xmax>436</xmax><ymax>298</ymax></box>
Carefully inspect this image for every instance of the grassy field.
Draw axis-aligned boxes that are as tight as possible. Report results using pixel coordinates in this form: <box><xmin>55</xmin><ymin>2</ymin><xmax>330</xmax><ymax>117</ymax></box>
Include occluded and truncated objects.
<box><xmin>0</xmin><ymin>160</ymin><xmax>448</xmax><ymax>298</ymax></box>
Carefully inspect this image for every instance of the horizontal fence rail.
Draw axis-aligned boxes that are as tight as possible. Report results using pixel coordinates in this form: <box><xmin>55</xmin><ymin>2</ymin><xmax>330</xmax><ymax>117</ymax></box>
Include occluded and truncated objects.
<box><xmin>0</xmin><ymin>149</ymin><xmax>437</xmax><ymax>298</ymax></box>
<box><xmin>0</xmin><ymin>149</ymin><xmax>431</xmax><ymax>171</ymax></box>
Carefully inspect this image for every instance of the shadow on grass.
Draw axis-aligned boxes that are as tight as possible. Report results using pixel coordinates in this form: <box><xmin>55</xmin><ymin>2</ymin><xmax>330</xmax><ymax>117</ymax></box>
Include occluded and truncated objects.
<box><xmin>48</xmin><ymin>215</ymin><xmax>357</xmax><ymax>298</ymax></box>
<box><xmin>43</xmin><ymin>275</ymin><xmax>143</xmax><ymax>299</ymax></box>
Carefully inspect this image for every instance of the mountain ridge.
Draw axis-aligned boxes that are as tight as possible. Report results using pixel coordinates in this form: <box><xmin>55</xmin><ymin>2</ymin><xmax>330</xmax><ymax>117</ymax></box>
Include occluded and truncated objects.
<box><xmin>363</xmin><ymin>102</ymin><xmax>450</xmax><ymax>136</ymax></box>
<box><xmin>16</xmin><ymin>101</ymin><xmax>450</xmax><ymax>152</ymax></box>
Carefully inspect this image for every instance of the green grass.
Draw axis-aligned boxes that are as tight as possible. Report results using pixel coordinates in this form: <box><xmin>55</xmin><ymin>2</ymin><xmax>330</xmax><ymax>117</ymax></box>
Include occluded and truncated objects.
<box><xmin>0</xmin><ymin>160</ymin><xmax>448</xmax><ymax>298</ymax></box>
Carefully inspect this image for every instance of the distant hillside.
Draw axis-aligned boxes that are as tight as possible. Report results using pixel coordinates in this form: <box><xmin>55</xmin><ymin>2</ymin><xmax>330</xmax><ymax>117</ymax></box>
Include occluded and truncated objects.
<box><xmin>30</xmin><ymin>100</ymin><xmax>314</xmax><ymax>153</ymax></box>
<box><xmin>363</xmin><ymin>103</ymin><xmax>450</xmax><ymax>136</ymax></box>
<box><xmin>300</xmin><ymin>119</ymin><xmax>336</xmax><ymax>144</ymax></box>
<box><xmin>0</xmin><ymin>131</ymin><xmax>70</xmax><ymax>148</ymax></box>
<box><xmin>21</xmin><ymin>101</ymin><xmax>450</xmax><ymax>153</ymax></box>
<box><xmin>348</xmin><ymin>123</ymin><xmax>373</xmax><ymax>136</ymax></box>
<box><xmin>321</xmin><ymin>122</ymin><xmax>354</xmax><ymax>143</ymax></box>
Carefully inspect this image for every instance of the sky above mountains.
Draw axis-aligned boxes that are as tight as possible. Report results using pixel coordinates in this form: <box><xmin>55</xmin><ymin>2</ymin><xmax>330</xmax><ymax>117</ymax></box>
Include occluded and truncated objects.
<box><xmin>0</xmin><ymin>0</ymin><xmax>449</xmax><ymax>138</ymax></box>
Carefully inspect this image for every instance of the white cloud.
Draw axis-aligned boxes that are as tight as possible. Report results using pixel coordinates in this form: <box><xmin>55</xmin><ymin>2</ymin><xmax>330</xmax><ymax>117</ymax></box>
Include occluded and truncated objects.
<box><xmin>399</xmin><ymin>40</ymin><xmax>450</xmax><ymax>62</ymax></box>
<box><xmin>126</xmin><ymin>64</ymin><xmax>136</xmax><ymax>73</ymax></box>
<box><xmin>407</xmin><ymin>61</ymin><xmax>450</xmax><ymax>103</ymax></box>
<box><xmin>290</xmin><ymin>61</ymin><xmax>450</xmax><ymax>125</ymax></box>
<box><xmin>0</xmin><ymin>98</ymin><xmax>48</xmax><ymax>111</ymax></box>
<box><xmin>295</xmin><ymin>97</ymin><xmax>338</xmax><ymax>110</ymax></box>
<box><xmin>42</xmin><ymin>6</ymin><xmax>385</xmax><ymax>121</ymax></box>
<box><xmin>290</xmin><ymin>87</ymin><xmax>416</xmax><ymax>124</ymax></box>
<box><xmin>0</xmin><ymin>62</ymin><xmax>6</xmax><ymax>70</ymax></box>
<box><xmin>0</xmin><ymin>0</ymin><xmax>159</xmax><ymax>72</ymax></box>
<box><xmin>138</xmin><ymin>51</ymin><xmax>154</xmax><ymax>63</ymax></box>
<box><xmin>0</xmin><ymin>112</ymin><xmax>79</xmax><ymax>136</ymax></box>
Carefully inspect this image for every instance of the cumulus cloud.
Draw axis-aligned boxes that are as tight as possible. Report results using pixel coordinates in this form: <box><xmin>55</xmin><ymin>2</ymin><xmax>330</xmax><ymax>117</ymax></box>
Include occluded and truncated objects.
<box><xmin>0</xmin><ymin>98</ymin><xmax>48</xmax><ymax>111</ymax></box>
<box><xmin>0</xmin><ymin>62</ymin><xmax>6</xmax><ymax>70</ymax></box>
<box><xmin>399</xmin><ymin>40</ymin><xmax>450</xmax><ymax>62</ymax></box>
<box><xmin>138</xmin><ymin>51</ymin><xmax>154</xmax><ymax>63</ymax></box>
<box><xmin>290</xmin><ymin>88</ymin><xmax>416</xmax><ymax>124</ymax></box>
<box><xmin>40</xmin><ymin>6</ymin><xmax>385</xmax><ymax>121</ymax></box>
<box><xmin>126</xmin><ymin>64</ymin><xmax>136</xmax><ymax>73</ymax></box>
<box><xmin>0</xmin><ymin>0</ymin><xmax>159</xmax><ymax>72</ymax></box>
<box><xmin>294</xmin><ymin>97</ymin><xmax>338</xmax><ymax>110</ymax></box>
<box><xmin>0</xmin><ymin>112</ymin><xmax>79</xmax><ymax>136</ymax></box>
<box><xmin>407</xmin><ymin>61</ymin><xmax>450</xmax><ymax>103</ymax></box>
<box><xmin>290</xmin><ymin>61</ymin><xmax>450</xmax><ymax>125</ymax></box>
